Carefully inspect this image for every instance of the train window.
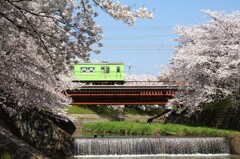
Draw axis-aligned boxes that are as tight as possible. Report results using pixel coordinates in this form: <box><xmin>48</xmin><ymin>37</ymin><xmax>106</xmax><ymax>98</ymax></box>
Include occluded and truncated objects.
<box><xmin>88</xmin><ymin>67</ymin><xmax>95</xmax><ymax>73</ymax></box>
<box><xmin>106</xmin><ymin>67</ymin><xmax>110</xmax><ymax>73</ymax></box>
<box><xmin>81</xmin><ymin>67</ymin><xmax>95</xmax><ymax>73</ymax></box>
<box><xmin>117</xmin><ymin>66</ymin><xmax>120</xmax><ymax>73</ymax></box>
<box><xmin>81</xmin><ymin>67</ymin><xmax>87</xmax><ymax>73</ymax></box>
<box><xmin>101</xmin><ymin>67</ymin><xmax>110</xmax><ymax>73</ymax></box>
<box><xmin>101</xmin><ymin>67</ymin><xmax>105</xmax><ymax>73</ymax></box>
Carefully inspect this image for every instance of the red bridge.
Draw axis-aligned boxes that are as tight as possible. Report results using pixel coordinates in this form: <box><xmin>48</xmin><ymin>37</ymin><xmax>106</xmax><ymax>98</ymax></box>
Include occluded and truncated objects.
<box><xmin>65</xmin><ymin>83</ymin><xmax>178</xmax><ymax>105</ymax></box>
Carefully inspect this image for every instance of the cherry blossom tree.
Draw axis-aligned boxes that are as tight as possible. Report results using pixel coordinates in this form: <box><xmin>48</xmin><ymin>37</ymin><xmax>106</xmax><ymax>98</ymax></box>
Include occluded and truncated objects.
<box><xmin>125</xmin><ymin>74</ymin><xmax>158</xmax><ymax>81</ymax></box>
<box><xmin>0</xmin><ymin>0</ymin><xmax>153</xmax><ymax>115</ymax></box>
<box><xmin>164</xmin><ymin>10</ymin><xmax>240</xmax><ymax>113</ymax></box>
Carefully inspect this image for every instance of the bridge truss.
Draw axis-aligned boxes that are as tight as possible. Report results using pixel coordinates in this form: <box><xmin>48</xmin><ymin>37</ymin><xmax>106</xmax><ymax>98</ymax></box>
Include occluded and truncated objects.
<box><xmin>65</xmin><ymin>85</ymin><xmax>178</xmax><ymax>105</ymax></box>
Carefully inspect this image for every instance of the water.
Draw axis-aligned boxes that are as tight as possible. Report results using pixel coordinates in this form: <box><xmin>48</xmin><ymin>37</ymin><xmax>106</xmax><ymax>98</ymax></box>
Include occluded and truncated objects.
<box><xmin>74</xmin><ymin>155</ymin><xmax>240</xmax><ymax>159</ymax></box>
<box><xmin>74</xmin><ymin>137</ymin><xmax>230</xmax><ymax>156</ymax></box>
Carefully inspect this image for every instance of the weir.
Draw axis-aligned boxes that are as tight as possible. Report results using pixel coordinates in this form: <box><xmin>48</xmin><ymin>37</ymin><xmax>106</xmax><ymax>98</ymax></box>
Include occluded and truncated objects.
<box><xmin>74</xmin><ymin>137</ymin><xmax>230</xmax><ymax>156</ymax></box>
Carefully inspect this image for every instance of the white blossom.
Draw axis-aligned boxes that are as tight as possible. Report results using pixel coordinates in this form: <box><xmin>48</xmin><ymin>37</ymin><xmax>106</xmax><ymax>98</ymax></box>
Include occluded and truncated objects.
<box><xmin>163</xmin><ymin>10</ymin><xmax>240</xmax><ymax>112</ymax></box>
<box><xmin>0</xmin><ymin>0</ymin><xmax>153</xmax><ymax>116</ymax></box>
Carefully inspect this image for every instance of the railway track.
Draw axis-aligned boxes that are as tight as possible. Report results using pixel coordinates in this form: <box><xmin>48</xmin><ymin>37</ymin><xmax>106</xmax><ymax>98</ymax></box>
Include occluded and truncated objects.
<box><xmin>70</xmin><ymin>81</ymin><xmax>178</xmax><ymax>90</ymax></box>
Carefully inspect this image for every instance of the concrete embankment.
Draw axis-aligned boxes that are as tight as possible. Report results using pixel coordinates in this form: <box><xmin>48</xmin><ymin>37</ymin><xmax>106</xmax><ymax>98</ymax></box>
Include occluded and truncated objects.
<box><xmin>0</xmin><ymin>126</ymin><xmax>47</xmax><ymax>158</ymax></box>
<box><xmin>229</xmin><ymin>137</ymin><xmax>240</xmax><ymax>155</ymax></box>
<box><xmin>165</xmin><ymin>107</ymin><xmax>240</xmax><ymax>131</ymax></box>
<box><xmin>164</xmin><ymin>107</ymin><xmax>240</xmax><ymax>155</ymax></box>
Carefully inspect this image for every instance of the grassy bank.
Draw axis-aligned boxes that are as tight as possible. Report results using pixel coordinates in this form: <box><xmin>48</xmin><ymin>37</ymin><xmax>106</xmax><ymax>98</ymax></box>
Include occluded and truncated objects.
<box><xmin>82</xmin><ymin>121</ymin><xmax>240</xmax><ymax>137</ymax></box>
<box><xmin>66</xmin><ymin>105</ymin><xmax>161</xmax><ymax>116</ymax></box>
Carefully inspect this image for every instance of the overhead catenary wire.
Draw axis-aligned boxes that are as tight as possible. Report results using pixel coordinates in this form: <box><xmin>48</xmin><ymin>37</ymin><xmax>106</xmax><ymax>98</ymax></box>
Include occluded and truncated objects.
<box><xmin>91</xmin><ymin>44</ymin><xmax>175</xmax><ymax>53</ymax></box>
<box><xmin>93</xmin><ymin>44</ymin><xmax>175</xmax><ymax>47</ymax></box>
<box><xmin>90</xmin><ymin>49</ymin><xmax>174</xmax><ymax>53</ymax></box>
<box><xmin>101</xmin><ymin>26</ymin><xmax>176</xmax><ymax>30</ymax></box>
<box><xmin>101</xmin><ymin>35</ymin><xmax>177</xmax><ymax>40</ymax></box>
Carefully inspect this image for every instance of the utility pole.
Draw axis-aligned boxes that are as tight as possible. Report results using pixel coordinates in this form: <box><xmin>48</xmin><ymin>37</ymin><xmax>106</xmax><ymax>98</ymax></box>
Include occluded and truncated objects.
<box><xmin>128</xmin><ymin>64</ymin><xmax>133</xmax><ymax>75</ymax></box>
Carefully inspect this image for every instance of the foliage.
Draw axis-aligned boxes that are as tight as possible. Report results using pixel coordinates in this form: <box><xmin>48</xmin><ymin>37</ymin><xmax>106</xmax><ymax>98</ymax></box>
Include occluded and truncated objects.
<box><xmin>0</xmin><ymin>0</ymin><xmax>153</xmax><ymax>115</ymax></box>
<box><xmin>66</xmin><ymin>105</ymin><xmax>162</xmax><ymax>116</ymax></box>
<box><xmin>164</xmin><ymin>10</ymin><xmax>240</xmax><ymax>112</ymax></box>
<box><xmin>202</xmin><ymin>97</ymin><xmax>232</xmax><ymax>110</ymax></box>
<box><xmin>0</xmin><ymin>151</ymin><xmax>10</xmax><ymax>159</ymax></box>
<box><xmin>66</xmin><ymin>105</ymin><xmax>96</xmax><ymax>114</ymax></box>
<box><xmin>66</xmin><ymin>105</ymin><xmax>116</xmax><ymax>115</ymax></box>
<box><xmin>123</xmin><ymin>107</ymin><xmax>160</xmax><ymax>115</ymax></box>
<box><xmin>82</xmin><ymin>121</ymin><xmax>240</xmax><ymax>137</ymax></box>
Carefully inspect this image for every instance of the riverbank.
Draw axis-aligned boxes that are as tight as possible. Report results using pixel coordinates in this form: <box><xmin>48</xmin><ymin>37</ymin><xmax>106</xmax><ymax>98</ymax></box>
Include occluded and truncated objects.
<box><xmin>67</xmin><ymin>105</ymin><xmax>159</xmax><ymax>136</ymax></box>
<box><xmin>81</xmin><ymin>121</ymin><xmax>240</xmax><ymax>137</ymax></box>
<box><xmin>66</xmin><ymin>105</ymin><xmax>240</xmax><ymax>138</ymax></box>
<box><xmin>68</xmin><ymin>105</ymin><xmax>240</xmax><ymax>156</ymax></box>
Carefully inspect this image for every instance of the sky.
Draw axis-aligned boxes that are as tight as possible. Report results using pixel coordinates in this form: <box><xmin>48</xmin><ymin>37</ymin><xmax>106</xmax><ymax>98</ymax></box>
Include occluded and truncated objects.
<box><xmin>89</xmin><ymin>0</ymin><xmax>240</xmax><ymax>76</ymax></box>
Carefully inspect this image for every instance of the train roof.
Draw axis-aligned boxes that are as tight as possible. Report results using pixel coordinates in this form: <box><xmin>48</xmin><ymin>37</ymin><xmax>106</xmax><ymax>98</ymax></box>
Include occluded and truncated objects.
<box><xmin>74</xmin><ymin>62</ymin><xmax>124</xmax><ymax>65</ymax></box>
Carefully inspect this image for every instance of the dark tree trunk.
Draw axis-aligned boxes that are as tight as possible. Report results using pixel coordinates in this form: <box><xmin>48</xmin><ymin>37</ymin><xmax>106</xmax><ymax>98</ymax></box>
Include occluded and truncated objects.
<box><xmin>147</xmin><ymin>109</ymin><xmax>172</xmax><ymax>124</ymax></box>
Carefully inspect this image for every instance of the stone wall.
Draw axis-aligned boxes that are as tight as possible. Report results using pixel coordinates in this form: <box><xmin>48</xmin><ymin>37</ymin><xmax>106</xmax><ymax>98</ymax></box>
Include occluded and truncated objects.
<box><xmin>165</xmin><ymin>107</ymin><xmax>240</xmax><ymax>131</ymax></box>
<box><xmin>229</xmin><ymin>137</ymin><xmax>240</xmax><ymax>155</ymax></box>
<box><xmin>0</xmin><ymin>97</ymin><xmax>75</xmax><ymax>158</ymax></box>
<box><xmin>164</xmin><ymin>107</ymin><xmax>240</xmax><ymax>155</ymax></box>
<box><xmin>0</xmin><ymin>126</ymin><xmax>48</xmax><ymax>158</ymax></box>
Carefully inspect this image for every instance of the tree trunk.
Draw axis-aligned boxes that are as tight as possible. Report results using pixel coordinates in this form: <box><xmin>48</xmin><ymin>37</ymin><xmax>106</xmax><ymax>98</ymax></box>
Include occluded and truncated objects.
<box><xmin>147</xmin><ymin>109</ymin><xmax>172</xmax><ymax>124</ymax></box>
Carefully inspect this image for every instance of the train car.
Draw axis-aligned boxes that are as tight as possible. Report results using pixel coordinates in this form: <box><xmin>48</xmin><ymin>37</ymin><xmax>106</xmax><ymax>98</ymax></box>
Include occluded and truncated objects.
<box><xmin>70</xmin><ymin>62</ymin><xmax>125</xmax><ymax>85</ymax></box>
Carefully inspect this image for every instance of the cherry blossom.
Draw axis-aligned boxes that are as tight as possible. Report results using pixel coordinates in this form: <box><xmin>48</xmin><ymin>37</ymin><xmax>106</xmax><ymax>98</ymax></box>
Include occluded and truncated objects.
<box><xmin>0</xmin><ymin>0</ymin><xmax>153</xmax><ymax>116</ymax></box>
<box><xmin>164</xmin><ymin>10</ymin><xmax>240</xmax><ymax>113</ymax></box>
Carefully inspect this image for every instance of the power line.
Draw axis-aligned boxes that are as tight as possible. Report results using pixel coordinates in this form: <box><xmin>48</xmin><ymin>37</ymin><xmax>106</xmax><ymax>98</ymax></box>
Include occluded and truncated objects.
<box><xmin>101</xmin><ymin>35</ymin><xmax>177</xmax><ymax>40</ymax></box>
<box><xmin>90</xmin><ymin>49</ymin><xmax>174</xmax><ymax>53</ymax></box>
<box><xmin>92</xmin><ymin>45</ymin><xmax>175</xmax><ymax>48</ymax></box>
<box><xmin>101</xmin><ymin>26</ymin><xmax>175</xmax><ymax>30</ymax></box>
<box><xmin>94</xmin><ymin>48</ymin><xmax>173</xmax><ymax>50</ymax></box>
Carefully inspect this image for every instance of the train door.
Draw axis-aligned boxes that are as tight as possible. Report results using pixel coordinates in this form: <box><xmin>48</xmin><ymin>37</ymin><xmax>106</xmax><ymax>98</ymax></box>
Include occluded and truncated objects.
<box><xmin>100</xmin><ymin>66</ymin><xmax>110</xmax><ymax>80</ymax></box>
<box><xmin>116</xmin><ymin>66</ymin><xmax>121</xmax><ymax>80</ymax></box>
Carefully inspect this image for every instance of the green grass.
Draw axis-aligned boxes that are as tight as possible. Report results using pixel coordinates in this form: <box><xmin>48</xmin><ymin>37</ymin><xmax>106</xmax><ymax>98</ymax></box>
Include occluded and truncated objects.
<box><xmin>1</xmin><ymin>152</ymin><xmax>10</xmax><ymax>159</ymax></box>
<box><xmin>82</xmin><ymin>121</ymin><xmax>240</xmax><ymax>137</ymax></box>
<box><xmin>123</xmin><ymin>107</ymin><xmax>162</xmax><ymax>116</ymax></box>
<box><xmin>65</xmin><ymin>105</ymin><xmax>120</xmax><ymax>115</ymax></box>
<box><xmin>87</xmin><ymin>105</ymin><xmax>116</xmax><ymax>116</ymax></box>
<box><xmin>66</xmin><ymin>105</ymin><xmax>161</xmax><ymax>116</ymax></box>
<box><xmin>66</xmin><ymin>105</ymin><xmax>97</xmax><ymax>114</ymax></box>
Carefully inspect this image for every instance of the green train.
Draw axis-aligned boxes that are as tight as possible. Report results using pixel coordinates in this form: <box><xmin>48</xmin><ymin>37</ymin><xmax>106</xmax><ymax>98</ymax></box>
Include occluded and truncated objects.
<box><xmin>70</xmin><ymin>62</ymin><xmax>125</xmax><ymax>85</ymax></box>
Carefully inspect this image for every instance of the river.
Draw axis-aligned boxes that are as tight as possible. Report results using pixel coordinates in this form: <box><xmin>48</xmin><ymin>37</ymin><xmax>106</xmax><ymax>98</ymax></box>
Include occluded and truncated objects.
<box><xmin>73</xmin><ymin>137</ymin><xmax>240</xmax><ymax>159</ymax></box>
<box><xmin>74</xmin><ymin>154</ymin><xmax>240</xmax><ymax>159</ymax></box>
